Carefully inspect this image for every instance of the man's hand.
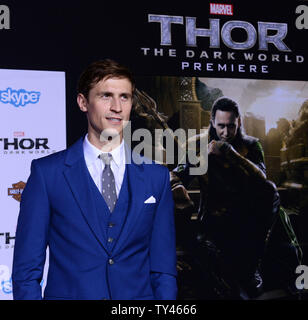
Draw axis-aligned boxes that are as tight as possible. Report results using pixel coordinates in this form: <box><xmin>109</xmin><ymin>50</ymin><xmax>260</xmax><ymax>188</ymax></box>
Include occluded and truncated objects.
<box><xmin>171</xmin><ymin>184</ymin><xmax>194</xmax><ymax>210</ymax></box>
<box><xmin>208</xmin><ymin>140</ymin><xmax>235</xmax><ymax>156</ymax></box>
<box><xmin>208</xmin><ymin>140</ymin><xmax>223</xmax><ymax>156</ymax></box>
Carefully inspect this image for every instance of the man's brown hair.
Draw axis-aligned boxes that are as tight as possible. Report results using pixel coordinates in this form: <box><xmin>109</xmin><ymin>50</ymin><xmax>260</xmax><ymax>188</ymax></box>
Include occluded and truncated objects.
<box><xmin>77</xmin><ymin>59</ymin><xmax>135</xmax><ymax>100</ymax></box>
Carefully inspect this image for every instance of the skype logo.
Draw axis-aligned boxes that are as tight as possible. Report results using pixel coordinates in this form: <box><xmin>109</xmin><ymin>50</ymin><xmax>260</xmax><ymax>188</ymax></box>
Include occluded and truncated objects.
<box><xmin>0</xmin><ymin>265</ymin><xmax>12</xmax><ymax>295</ymax></box>
<box><xmin>0</xmin><ymin>88</ymin><xmax>41</xmax><ymax>108</ymax></box>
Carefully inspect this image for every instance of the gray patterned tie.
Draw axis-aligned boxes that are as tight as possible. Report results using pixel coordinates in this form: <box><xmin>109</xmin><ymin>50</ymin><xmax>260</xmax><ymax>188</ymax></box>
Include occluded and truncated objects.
<box><xmin>99</xmin><ymin>153</ymin><xmax>117</xmax><ymax>212</ymax></box>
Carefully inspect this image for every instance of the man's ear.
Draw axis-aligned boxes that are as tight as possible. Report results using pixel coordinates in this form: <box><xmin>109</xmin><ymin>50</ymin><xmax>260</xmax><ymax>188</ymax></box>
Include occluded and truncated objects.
<box><xmin>77</xmin><ymin>93</ymin><xmax>88</xmax><ymax>113</ymax></box>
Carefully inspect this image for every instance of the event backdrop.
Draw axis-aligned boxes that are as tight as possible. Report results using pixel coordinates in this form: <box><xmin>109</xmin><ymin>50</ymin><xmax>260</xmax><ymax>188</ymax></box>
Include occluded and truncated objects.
<box><xmin>0</xmin><ymin>69</ymin><xmax>66</xmax><ymax>299</ymax></box>
<box><xmin>0</xmin><ymin>0</ymin><xmax>307</xmax><ymax>299</ymax></box>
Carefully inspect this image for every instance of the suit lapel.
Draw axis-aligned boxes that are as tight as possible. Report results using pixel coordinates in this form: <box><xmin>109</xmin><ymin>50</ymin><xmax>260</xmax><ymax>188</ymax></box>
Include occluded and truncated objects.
<box><xmin>63</xmin><ymin>138</ymin><xmax>108</xmax><ymax>252</ymax></box>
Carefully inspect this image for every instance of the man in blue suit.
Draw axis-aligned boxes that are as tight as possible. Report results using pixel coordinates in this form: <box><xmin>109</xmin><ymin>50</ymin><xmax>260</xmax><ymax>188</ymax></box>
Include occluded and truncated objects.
<box><xmin>12</xmin><ymin>59</ymin><xmax>177</xmax><ymax>300</ymax></box>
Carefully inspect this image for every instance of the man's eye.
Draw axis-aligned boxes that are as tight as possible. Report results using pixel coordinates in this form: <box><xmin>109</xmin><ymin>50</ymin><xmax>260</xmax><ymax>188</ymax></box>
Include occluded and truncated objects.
<box><xmin>121</xmin><ymin>95</ymin><xmax>131</xmax><ymax>101</ymax></box>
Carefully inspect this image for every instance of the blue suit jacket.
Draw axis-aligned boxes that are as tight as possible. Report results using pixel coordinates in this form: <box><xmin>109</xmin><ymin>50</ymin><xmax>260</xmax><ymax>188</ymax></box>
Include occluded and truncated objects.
<box><xmin>12</xmin><ymin>137</ymin><xmax>177</xmax><ymax>300</ymax></box>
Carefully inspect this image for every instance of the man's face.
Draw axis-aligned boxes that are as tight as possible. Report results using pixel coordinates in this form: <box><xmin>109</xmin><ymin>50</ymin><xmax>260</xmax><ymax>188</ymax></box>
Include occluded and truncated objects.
<box><xmin>78</xmin><ymin>77</ymin><xmax>133</xmax><ymax>143</ymax></box>
<box><xmin>212</xmin><ymin>110</ymin><xmax>240</xmax><ymax>143</ymax></box>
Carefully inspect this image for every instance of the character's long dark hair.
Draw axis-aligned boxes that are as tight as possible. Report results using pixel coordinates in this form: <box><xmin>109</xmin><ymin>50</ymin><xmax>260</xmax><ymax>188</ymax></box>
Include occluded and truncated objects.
<box><xmin>209</xmin><ymin>96</ymin><xmax>244</xmax><ymax>141</ymax></box>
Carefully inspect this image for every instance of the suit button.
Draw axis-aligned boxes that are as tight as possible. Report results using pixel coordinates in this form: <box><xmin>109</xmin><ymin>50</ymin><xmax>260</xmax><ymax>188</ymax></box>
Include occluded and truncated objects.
<box><xmin>108</xmin><ymin>237</ymin><xmax>113</xmax><ymax>243</ymax></box>
<box><xmin>108</xmin><ymin>259</ymin><xmax>114</xmax><ymax>265</ymax></box>
<box><xmin>108</xmin><ymin>222</ymin><xmax>115</xmax><ymax>228</ymax></box>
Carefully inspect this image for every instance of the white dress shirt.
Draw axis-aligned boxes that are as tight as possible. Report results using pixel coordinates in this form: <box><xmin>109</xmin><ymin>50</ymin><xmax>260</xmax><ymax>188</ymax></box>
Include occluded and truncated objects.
<box><xmin>83</xmin><ymin>134</ymin><xmax>126</xmax><ymax>197</ymax></box>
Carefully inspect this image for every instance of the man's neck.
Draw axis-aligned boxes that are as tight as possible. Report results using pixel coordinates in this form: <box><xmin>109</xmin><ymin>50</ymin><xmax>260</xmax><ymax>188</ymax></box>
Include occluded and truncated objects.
<box><xmin>87</xmin><ymin>131</ymin><xmax>123</xmax><ymax>153</ymax></box>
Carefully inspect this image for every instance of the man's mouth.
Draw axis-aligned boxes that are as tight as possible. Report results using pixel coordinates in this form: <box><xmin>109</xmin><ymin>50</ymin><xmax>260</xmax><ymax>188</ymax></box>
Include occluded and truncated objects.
<box><xmin>106</xmin><ymin>117</ymin><xmax>122</xmax><ymax>123</ymax></box>
<box><xmin>221</xmin><ymin>136</ymin><xmax>234</xmax><ymax>143</ymax></box>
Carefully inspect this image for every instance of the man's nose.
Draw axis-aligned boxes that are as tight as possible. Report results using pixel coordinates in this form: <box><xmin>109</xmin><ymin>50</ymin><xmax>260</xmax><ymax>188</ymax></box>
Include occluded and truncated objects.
<box><xmin>110</xmin><ymin>97</ymin><xmax>122</xmax><ymax>112</ymax></box>
<box><xmin>223</xmin><ymin>127</ymin><xmax>228</xmax><ymax>136</ymax></box>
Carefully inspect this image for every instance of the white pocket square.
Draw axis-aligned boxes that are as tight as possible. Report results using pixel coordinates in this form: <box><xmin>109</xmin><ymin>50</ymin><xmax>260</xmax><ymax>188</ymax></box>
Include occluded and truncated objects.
<box><xmin>144</xmin><ymin>196</ymin><xmax>156</xmax><ymax>204</ymax></box>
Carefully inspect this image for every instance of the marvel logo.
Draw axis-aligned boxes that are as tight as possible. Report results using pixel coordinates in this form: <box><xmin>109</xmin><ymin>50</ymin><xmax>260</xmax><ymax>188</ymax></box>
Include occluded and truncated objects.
<box><xmin>210</xmin><ymin>3</ymin><xmax>233</xmax><ymax>16</ymax></box>
<box><xmin>13</xmin><ymin>131</ymin><xmax>25</xmax><ymax>137</ymax></box>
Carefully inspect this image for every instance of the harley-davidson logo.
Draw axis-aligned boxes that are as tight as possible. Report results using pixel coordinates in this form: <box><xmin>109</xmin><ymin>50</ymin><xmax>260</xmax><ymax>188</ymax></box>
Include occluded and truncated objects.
<box><xmin>8</xmin><ymin>181</ymin><xmax>26</xmax><ymax>202</ymax></box>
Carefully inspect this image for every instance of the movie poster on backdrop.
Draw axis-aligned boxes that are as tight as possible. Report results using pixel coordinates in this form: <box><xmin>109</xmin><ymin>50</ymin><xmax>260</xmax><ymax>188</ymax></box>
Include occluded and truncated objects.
<box><xmin>0</xmin><ymin>69</ymin><xmax>66</xmax><ymax>300</ymax></box>
<box><xmin>133</xmin><ymin>74</ymin><xmax>307</xmax><ymax>298</ymax></box>
<box><xmin>132</xmin><ymin>1</ymin><xmax>308</xmax><ymax>299</ymax></box>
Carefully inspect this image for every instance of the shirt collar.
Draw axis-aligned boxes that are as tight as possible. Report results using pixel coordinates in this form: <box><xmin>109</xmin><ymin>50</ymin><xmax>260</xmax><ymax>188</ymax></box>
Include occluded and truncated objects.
<box><xmin>83</xmin><ymin>134</ymin><xmax>124</xmax><ymax>169</ymax></box>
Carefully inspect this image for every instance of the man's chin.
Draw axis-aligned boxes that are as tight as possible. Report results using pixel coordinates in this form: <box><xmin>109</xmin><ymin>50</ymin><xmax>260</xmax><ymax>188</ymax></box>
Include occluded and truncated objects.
<box><xmin>100</xmin><ymin>129</ymin><xmax>122</xmax><ymax>147</ymax></box>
